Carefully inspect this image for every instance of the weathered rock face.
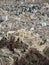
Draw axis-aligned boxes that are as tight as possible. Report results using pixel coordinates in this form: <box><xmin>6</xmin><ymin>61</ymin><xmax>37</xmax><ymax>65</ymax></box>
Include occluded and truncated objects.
<box><xmin>43</xmin><ymin>46</ymin><xmax>49</xmax><ymax>57</ymax></box>
<box><xmin>0</xmin><ymin>0</ymin><xmax>49</xmax><ymax>4</ymax></box>
<box><xmin>0</xmin><ymin>48</ymin><xmax>14</xmax><ymax>65</ymax></box>
<box><xmin>0</xmin><ymin>29</ymin><xmax>48</xmax><ymax>65</ymax></box>
<box><xmin>0</xmin><ymin>0</ymin><xmax>49</xmax><ymax>65</ymax></box>
<box><xmin>13</xmin><ymin>48</ymin><xmax>49</xmax><ymax>65</ymax></box>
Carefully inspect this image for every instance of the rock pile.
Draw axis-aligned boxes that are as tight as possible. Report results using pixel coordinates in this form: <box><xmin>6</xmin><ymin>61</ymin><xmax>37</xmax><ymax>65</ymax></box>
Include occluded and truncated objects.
<box><xmin>0</xmin><ymin>0</ymin><xmax>49</xmax><ymax>65</ymax></box>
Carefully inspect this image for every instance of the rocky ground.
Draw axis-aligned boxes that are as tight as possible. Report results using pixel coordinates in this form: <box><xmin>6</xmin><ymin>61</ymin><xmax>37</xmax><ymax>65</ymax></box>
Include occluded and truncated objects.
<box><xmin>0</xmin><ymin>0</ymin><xmax>49</xmax><ymax>65</ymax></box>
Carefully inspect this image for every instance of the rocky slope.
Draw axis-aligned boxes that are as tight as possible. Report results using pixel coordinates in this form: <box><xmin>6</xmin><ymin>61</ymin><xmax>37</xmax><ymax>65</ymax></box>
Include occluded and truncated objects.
<box><xmin>0</xmin><ymin>0</ymin><xmax>49</xmax><ymax>65</ymax></box>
